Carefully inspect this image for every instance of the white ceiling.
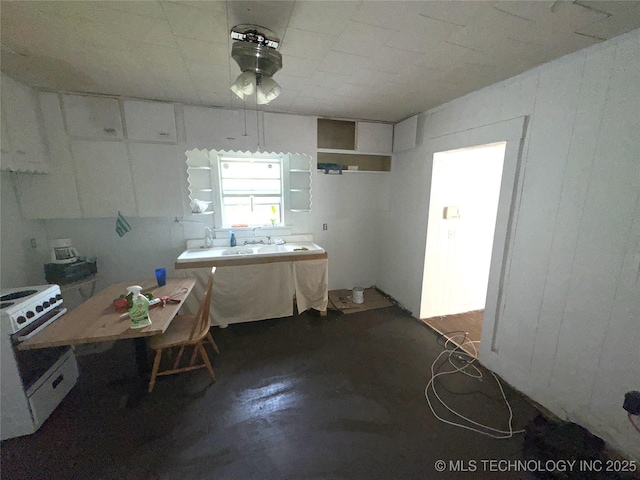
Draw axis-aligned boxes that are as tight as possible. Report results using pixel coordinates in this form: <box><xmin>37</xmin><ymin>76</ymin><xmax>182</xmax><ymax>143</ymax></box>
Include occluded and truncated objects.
<box><xmin>2</xmin><ymin>1</ymin><xmax>639</xmax><ymax>123</ymax></box>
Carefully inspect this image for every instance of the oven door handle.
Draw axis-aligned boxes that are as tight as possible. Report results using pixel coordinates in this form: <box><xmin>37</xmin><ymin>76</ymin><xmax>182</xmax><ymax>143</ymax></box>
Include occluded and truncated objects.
<box><xmin>16</xmin><ymin>307</ymin><xmax>68</xmax><ymax>342</ymax></box>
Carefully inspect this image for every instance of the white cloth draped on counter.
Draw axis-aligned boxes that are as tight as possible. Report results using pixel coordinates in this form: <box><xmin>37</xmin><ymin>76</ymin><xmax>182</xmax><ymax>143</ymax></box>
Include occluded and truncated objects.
<box><xmin>176</xmin><ymin>259</ymin><xmax>328</xmax><ymax>326</ymax></box>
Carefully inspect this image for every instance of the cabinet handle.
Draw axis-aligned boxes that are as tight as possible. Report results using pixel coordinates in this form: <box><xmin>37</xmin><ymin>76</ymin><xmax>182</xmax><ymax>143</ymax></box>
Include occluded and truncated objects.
<box><xmin>52</xmin><ymin>374</ymin><xmax>64</xmax><ymax>389</ymax></box>
<box><xmin>103</xmin><ymin>127</ymin><xmax>117</xmax><ymax>135</ymax></box>
<box><xmin>16</xmin><ymin>150</ymin><xmax>26</xmax><ymax>155</ymax></box>
<box><xmin>159</xmin><ymin>132</ymin><xmax>169</xmax><ymax>136</ymax></box>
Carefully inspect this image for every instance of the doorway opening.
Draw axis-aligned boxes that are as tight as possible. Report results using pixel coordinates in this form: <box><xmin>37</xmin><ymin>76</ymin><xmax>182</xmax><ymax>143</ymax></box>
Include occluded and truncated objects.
<box><xmin>420</xmin><ymin>142</ymin><xmax>507</xmax><ymax>355</ymax></box>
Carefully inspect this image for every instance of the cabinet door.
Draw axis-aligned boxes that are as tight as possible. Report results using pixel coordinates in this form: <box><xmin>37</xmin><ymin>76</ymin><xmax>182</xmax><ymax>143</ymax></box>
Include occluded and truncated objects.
<box><xmin>1</xmin><ymin>75</ymin><xmax>48</xmax><ymax>172</ymax></box>
<box><xmin>63</xmin><ymin>95</ymin><xmax>123</xmax><ymax>139</ymax></box>
<box><xmin>15</xmin><ymin>173</ymin><xmax>82</xmax><ymax>219</ymax></box>
<box><xmin>38</xmin><ymin>92</ymin><xmax>75</xmax><ymax>173</ymax></box>
<box><xmin>183</xmin><ymin>105</ymin><xmax>257</xmax><ymax>151</ymax></box>
<box><xmin>263</xmin><ymin>112</ymin><xmax>316</xmax><ymax>153</ymax></box>
<box><xmin>129</xmin><ymin>143</ymin><xmax>184</xmax><ymax>217</ymax></box>
<box><xmin>70</xmin><ymin>140</ymin><xmax>136</xmax><ymax>217</ymax></box>
<box><xmin>393</xmin><ymin>115</ymin><xmax>417</xmax><ymax>153</ymax></box>
<box><xmin>356</xmin><ymin>122</ymin><xmax>393</xmax><ymax>154</ymax></box>
<box><xmin>123</xmin><ymin>100</ymin><xmax>177</xmax><ymax>143</ymax></box>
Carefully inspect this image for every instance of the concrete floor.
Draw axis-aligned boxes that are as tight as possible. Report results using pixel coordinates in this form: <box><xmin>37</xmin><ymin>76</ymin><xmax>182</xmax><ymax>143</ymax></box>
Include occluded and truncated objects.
<box><xmin>1</xmin><ymin>306</ymin><xmax>538</xmax><ymax>479</ymax></box>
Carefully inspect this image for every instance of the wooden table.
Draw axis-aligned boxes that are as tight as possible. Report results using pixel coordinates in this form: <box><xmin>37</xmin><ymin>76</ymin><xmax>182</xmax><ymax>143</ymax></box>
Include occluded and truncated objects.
<box><xmin>19</xmin><ymin>278</ymin><xmax>196</xmax><ymax>350</ymax></box>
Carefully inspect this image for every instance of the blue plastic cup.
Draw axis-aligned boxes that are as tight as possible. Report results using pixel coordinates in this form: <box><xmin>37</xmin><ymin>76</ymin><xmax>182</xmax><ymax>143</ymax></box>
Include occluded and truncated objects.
<box><xmin>155</xmin><ymin>268</ymin><xmax>167</xmax><ymax>287</ymax></box>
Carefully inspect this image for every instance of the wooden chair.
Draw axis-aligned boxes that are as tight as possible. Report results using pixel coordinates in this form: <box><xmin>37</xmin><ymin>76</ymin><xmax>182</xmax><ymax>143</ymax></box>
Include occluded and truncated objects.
<box><xmin>148</xmin><ymin>267</ymin><xmax>219</xmax><ymax>393</ymax></box>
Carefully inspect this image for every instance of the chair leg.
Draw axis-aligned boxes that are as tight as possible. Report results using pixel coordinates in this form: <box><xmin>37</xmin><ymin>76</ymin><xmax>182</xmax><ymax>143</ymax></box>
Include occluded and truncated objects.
<box><xmin>189</xmin><ymin>344</ymin><xmax>199</xmax><ymax>366</ymax></box>
<box><xmin>173</xmin><ymin>345</ymin><xmax>185</xmax><ymax>370</ymax></box>
<box><xmin>148</xmin><ymin>348</ymin><xmax>163</xmax><ymax>393</ymax></box>
<box><xmin>207</xmin><ymin>331</ymin><xmax>220</xmax><ymax>354</ymax></box>
<box><xmin>198</xmin><ymin>342</ymin><xmax>216</xmax><ymax>381</ymax></box>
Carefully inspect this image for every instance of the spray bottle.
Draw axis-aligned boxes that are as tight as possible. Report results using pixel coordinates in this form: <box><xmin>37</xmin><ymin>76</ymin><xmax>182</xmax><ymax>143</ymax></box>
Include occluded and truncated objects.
<box><xmin>127</xmin><ymin>285</ymin><xmax>151</xmax><ymax>329</ymax></box>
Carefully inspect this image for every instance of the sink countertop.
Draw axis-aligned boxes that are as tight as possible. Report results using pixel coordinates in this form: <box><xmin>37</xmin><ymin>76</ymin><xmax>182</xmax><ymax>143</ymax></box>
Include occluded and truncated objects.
<box><xmin>175</xmin><ymin>242</ymin><xmax>327</xmax><ymax>269</ymax></box>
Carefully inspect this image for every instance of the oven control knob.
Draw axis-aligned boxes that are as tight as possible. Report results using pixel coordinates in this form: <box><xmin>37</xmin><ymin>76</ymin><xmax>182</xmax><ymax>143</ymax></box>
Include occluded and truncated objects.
<box><xmin>56</xmin><ymin>294</ymin><xmax>62</xmax><ymax>300</ymax></box>
<box><xmin>43</xmin><ymin>301</ymin><xmax>50</xmax><ymax>308</ymax></box>
<box><xmin>17</xmin><ymin>316</ymin><xmax>26</xmax><ymax>324</ymax></box>
<box><xmin>26</xmin><ymin>311</ymin><xmax>34</xmax><ymax>318</ymax></box>
<box><xmin>36</xmin><ymin>305</ymin><xmax>44</xmax><ymax>313</ymax></box>
<box><xmin>50</xmin><ymin>297</ymin><xmax>57</xmax><ymax>304</ymax></box>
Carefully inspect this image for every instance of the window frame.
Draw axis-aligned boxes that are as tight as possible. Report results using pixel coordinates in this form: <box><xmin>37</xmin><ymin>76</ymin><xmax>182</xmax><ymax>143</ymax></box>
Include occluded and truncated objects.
<box><xmin>211</xmin><ymin>151</ymin><xmax>289</xmax><ymax>228</ymax></box>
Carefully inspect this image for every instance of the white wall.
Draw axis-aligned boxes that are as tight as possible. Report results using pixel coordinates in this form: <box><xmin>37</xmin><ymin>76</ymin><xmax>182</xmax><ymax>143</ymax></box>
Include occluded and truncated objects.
<box><xmin>312</xmin><ymin>171</ymin><xmax>390</xmax><ymax>290</ymax></box>
<box><xmin>0</xmin><ymin>172</ymin><xmax>49</xmax><ymax>289</ymax></box>
<box><xmin>33</xmin><ymin>170</ymin><xmax>389</xmax><ymax>295</ymax></box>
<box><xmin>0</xmin><ymin>101</ymin><xmax>389</xmax><ymax>294</ymax></box>
<box><xmin>421</xmin><ymin>143</ymin><xmax>505</xmax><ymax>318</ymax></box>
<box><xmin>378</xmin><ymin>29</ymin><xmax>640</xmax><ymax>459</ymax></box>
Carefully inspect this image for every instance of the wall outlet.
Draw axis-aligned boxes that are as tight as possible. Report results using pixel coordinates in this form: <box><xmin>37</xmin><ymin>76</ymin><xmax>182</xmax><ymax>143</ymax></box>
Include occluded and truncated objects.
<box><xmin>323</xmin><ymin>223</ymin><xmax>328</xmax><ymax>230</ymax></box>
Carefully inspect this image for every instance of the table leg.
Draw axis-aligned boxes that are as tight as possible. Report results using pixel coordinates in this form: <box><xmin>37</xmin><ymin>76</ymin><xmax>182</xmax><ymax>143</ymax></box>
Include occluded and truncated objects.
<box><xmin>113</xmin><ymin>338</ymin><xmax>151</xmax><ymax>407</ymax></box>
<box><xmin>134</xmin><ymin>337</ymin><xmax>151</xmax><ymax>376</ymax></box>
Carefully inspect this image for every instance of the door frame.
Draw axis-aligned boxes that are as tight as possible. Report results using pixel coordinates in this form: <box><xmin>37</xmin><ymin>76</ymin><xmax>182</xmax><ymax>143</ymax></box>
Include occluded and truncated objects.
<box><xmin>418</xmin><ymin>116</ymin><xmax>530</xmax><ymax>364</ymax></box>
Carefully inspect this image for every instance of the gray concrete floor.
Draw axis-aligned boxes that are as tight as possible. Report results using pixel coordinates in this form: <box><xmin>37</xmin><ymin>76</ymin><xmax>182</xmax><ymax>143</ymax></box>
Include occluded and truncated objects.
<box><xmin>1</xmin><ymin>306</ymin><xmax>538</xmax><ymax>479</ymax></box>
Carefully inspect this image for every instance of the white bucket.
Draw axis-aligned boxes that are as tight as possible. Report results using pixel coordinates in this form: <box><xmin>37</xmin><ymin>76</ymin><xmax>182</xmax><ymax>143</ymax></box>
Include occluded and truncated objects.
<box><xmin>352</xmin><ymin>287</ymin><xmax>365</xmax><ymax>304</ymax></box>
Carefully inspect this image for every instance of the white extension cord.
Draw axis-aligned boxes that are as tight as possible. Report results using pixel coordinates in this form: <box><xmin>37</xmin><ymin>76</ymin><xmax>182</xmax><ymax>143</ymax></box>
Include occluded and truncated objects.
<box><xmin>424</xmin><ymin>332</ymin><xmax>525</xmax><ymax>439</ymax></box>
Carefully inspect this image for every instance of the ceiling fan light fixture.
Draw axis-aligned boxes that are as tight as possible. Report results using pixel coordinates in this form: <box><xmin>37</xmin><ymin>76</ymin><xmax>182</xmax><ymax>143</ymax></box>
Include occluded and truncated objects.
<box><xmin>230</xmin><ymin>70</ymin><xmax>257</xmax><ymax>99</ymax></box>
<box><xmin>256</xmin><ymin>76</ymin><xmax>281</xmax><ymax>105</ymax></box>
<box><xmin>230</xmin><ymin>24</ymin><xmax>283</xmax><ymax>104</ymax></box>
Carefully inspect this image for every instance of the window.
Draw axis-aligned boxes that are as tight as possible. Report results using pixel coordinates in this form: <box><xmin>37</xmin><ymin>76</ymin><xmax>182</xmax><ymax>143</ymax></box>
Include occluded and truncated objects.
<box><xmin>186</xmin><ymin>149</ymin><xmax>312</xmax><ymax>228</ymax></box>
<box><xmin>216</xmin><ymin>153</ymin><xmax>282</xmax><ymax>227</ymax></box>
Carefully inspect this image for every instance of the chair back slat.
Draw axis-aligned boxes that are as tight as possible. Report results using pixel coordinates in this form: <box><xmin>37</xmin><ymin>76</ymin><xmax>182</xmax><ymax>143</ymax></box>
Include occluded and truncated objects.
<box><xmin>189</xmin><ymin>267</ymin><xmax>216</xmax><ymax>341</ymax></box>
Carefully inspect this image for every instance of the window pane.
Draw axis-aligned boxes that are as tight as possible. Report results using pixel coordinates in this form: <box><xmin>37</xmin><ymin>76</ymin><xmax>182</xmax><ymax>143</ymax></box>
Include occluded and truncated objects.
<box><xmin>222</xmin><ymin>178</ymin><xmax>281</xmax><ymax>195</ymax></box>
<box><xmin>217</xmin><ymin>154</ymin><xmax>283</xmax><ymax>227</ymax></box>
<box><xmin>221</xmin><ymin>196</ymin><xmax>282</xmax><ymax>226</ymax></box>
<box><xmin>220</xmin><ymin>160</ymin><xmax>280</xmax><ymax>179</ymax></box>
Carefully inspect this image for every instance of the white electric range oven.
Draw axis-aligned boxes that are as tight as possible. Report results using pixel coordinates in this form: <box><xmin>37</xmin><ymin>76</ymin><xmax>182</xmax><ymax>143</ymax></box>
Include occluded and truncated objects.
<box><xmin>0</xmin><ymin>284</ymin><xmax>78</xmax><ymax>440</ymax></box>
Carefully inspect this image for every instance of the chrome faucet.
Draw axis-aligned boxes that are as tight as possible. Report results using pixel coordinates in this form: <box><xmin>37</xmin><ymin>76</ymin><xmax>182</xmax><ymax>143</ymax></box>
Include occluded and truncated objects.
<box><xmin>204</xmin><ymin>227</ymin><xmax>214</xmax><ymax>248</ymax></box>
<box><xmin>244</xmin><ymin>227</ymin><xmax>264</xmax><ymax>245</ymax></box>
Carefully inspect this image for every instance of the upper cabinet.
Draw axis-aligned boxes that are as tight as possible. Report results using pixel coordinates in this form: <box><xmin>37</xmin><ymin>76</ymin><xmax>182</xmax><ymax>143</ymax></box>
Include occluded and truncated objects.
<box><xmin>317</xmin><ymin>118</ymin><xmax>393</xmax><ymax>172</ymax></box>
<box><xmin>62</xmin><ymin>95</ymin><xmax>123</xmax><ymax>139</ymax></box>
<box><xmin>357</xmin><ymin>122</ymin><xmax>393</xmax><ymax>155</ymax></box>
<box><xmin>123</xmin><ymin>100</ymin><xmax>177</xmax><ymax>143</ymax></box>
<box><xmin>393</xmin><ymin>115</ymin><xmax>418</xmax><ymax>153</ymax></box>
<box><xmin>263</xmin><ymin>112</ymin><xmax>316</xmax><ymax>154</ymax></box>
<box><xmin>317</xmin><ymin>119</ymin><xmax>356</xmax><ymax>150</ymax></box>
<box><xmin>0</xmin><ymin>74</ymin><xmax>49</xmax><ymax>173</ymax></box>
<box><xmin>15</xmin><ymin>92</ymin><xmax>82</xmax><ymax>219</ymax></box>
<box><xmin>183</xmin><ymin>105</ymin><xmax>258</xmax><ymax>151</ymax></box>
<box><xmin>317</xmin><ymin>119</ymin><xmax>393</xmax><ymax>155</ymax></box>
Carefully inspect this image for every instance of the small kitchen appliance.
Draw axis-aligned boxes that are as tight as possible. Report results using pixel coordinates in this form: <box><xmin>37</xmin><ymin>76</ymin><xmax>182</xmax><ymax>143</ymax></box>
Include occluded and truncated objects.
<box><xmin>50</xmin><ymin>238</ymin><xmax>78</xmax><ymax>264</ymax></box>
<box><xmin>44</xmin><ymin>257</ymin><xmax>97</xmax><ymax>285</ymax></box>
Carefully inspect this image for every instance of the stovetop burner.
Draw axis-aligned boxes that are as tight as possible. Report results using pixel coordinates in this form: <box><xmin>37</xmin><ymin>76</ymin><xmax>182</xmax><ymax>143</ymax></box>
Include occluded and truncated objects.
<box><xmin>0</xmin><ymin>302</ymin><xmax>15</xmax><ymax>309</ymax></box>
<box><xmin>0</xmin><ymin>290</ymin><xmax>38</xmax><ymax>302</ymax></box>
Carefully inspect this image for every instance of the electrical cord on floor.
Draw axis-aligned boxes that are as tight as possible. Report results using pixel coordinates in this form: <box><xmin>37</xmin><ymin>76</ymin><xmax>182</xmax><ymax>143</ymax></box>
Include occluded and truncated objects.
<box><xmin>424</xmin><ymin>331</ymin><xmax>525</xmax><ymax>439</ymax></box>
